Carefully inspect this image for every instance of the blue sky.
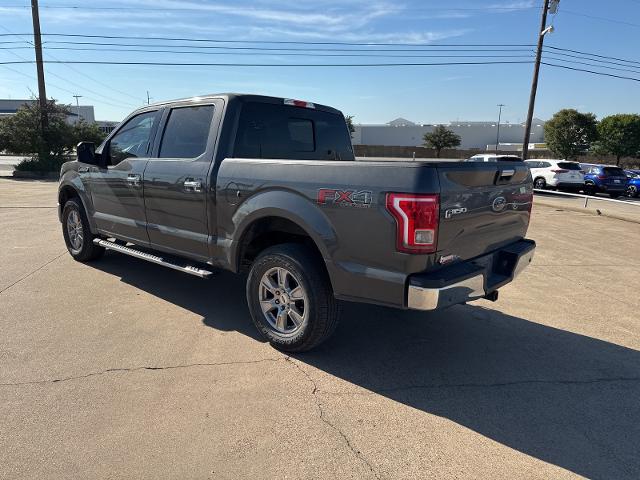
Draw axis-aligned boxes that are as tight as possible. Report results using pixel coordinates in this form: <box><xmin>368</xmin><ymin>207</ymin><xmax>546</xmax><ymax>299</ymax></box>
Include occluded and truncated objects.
<box><xmin>0</xmin><ymin>0</ymin><xmax>639</xmax><ymax>124</ymax></box>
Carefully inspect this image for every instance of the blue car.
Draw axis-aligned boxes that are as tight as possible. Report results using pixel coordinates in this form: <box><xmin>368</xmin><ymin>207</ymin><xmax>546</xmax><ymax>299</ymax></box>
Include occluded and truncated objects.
<box><xmin>581</xmin><ymin>165</ymin><xmax>629</xmax><ymax>198</ymax></box>
<box><xmin>625</xmin><ymin>170</ymin><xmax>640</xmax><ymax>197</ymax></box>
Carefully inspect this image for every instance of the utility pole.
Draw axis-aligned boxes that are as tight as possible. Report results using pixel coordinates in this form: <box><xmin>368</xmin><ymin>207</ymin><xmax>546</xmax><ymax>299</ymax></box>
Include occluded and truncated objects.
<box><xmin>522</xmin><ymin>0</ymin><xmax>556</xmax><ymax>160</ymax></box>
<box><xmin>30</xmin><ymin>0</ymin><xmax>48</xmax><ymax>131</ymax></box>
<box><xmin>73</xmin><ymin>95</ymin><xmax>82</xmax><ymax>123</ymax></box>
<box><xmin>495</xmin><ymin>104</ymin><xmax>505</xmax><ymax>152</ymax></box>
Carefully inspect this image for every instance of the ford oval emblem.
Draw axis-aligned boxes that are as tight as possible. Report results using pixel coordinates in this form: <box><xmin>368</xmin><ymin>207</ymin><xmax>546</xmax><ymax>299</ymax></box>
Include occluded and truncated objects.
<box><xmin>492</xmin><ymin>196</ymin><xmax>507</xmax><ymax>212</ymax></box>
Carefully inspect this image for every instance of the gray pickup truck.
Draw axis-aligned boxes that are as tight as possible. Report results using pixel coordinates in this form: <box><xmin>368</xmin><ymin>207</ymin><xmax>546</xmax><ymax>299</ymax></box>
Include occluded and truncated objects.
<box><xmin>58</xmin><ymin>94</ymin><xmax>535</xmax><ymax>351</ymax></box>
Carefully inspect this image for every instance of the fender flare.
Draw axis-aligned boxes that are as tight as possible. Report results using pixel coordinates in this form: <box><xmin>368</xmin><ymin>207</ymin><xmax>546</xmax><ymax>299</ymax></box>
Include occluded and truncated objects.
<box><xmin>228</xmin><ymin>190</ymin><xmax>338</xmax><ymax>272</ymax></box>
<box><xmin>58</xmin><ymin>173</ymin><xmax>98</xmax><ymax>233</ymax></box>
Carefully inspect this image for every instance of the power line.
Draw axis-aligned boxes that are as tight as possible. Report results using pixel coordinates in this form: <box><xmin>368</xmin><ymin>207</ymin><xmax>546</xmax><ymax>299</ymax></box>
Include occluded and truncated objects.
<box><xmin>34</xmin><ymin>46</ymin><xmax>534</xmax><ymax>59</ymax></box>
<box><xmin>547</xmin><ymin>45</ymin><xmax>640</xmax><ymax>67</ymax></box>
<box><xmin>561</xmin><ymin>9</ymin><xmax>640</xmax><ymax>28</ymax></box>
<box><xmin>543</xmin><ymin>48</ymin><xmax>640</xmax><ymax>69</ymax></box>
<box><xmin>0</xmin><ymin>24</ymin><xmax>140</xmax><ymax>106</ymax></box>
<box><xmin>542</xmin><ymin>62</ymin><xmax>640</xmax><ymax>82</ymax></box>
<box><xmin>1</xmin><ymin>59</ymin><xmax>536</xmax><ymax>67</ymax></box>
<box><xmin>7</xmin><ymin>32</ymin><xmax>538</xmax><ymax>48</ymax></box>
<box><xmin>0</xmin><ymin>4</ymin><xmax>539</xmax><ymax>13</ymax></box>
<box><xmin>544</xmin><ymin>54</ymin><xmax>640</xmax><ymax>75</ymax></box>
<box><xmin>41</xmin><ymin>41</ymin><xmax>536</xmax><ymax>53</ymax></box>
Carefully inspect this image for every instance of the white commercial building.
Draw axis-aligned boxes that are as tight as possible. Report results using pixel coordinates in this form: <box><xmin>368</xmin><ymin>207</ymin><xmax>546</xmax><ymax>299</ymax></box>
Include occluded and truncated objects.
<box><xmin>0</xmin><ymin>99</ymin><xmax>96</xmax><ymax>125</ymax></box>
<box><xmin>352</xmin><ymin>117</ymin><xmax>546</xmax><ymax>150</ymax></box>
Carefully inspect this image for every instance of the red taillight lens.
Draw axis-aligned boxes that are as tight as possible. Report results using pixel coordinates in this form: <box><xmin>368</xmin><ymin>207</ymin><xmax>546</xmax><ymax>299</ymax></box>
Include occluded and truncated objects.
<box><xmin>597</xmin><ymin>175</ymin><xmax>606</xmax><ymax>180</ymax></box>
<box><xmin>386</xmin><ymin>193</ymin><xmax>439</xmax><ymax>253</ymax></box>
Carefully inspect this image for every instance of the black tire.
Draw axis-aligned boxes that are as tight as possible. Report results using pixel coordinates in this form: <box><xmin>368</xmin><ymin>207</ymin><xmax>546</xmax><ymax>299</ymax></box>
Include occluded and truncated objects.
<box><xmin>534</xmin><ymin>177</ymin><xmax>546</xmax><ymax>189</ymax></box>
<box><xmin>628</xmin><ymin>185</ymin><xmax>639</xmax><ymax>198</ymax></box>
<box><xmin>246</xmin><ymin>243</ymin><xmax>339</xmax><ymax>352</ymax></box>
<box><xmin>584</xmin><ymin>182</ymin><xmax>596</xmax><ymax>196</ymax></box>
<box><xmin>61</xmin><ymin>198</ymin><xmax>104</xmax><ymax>262</ymax></box>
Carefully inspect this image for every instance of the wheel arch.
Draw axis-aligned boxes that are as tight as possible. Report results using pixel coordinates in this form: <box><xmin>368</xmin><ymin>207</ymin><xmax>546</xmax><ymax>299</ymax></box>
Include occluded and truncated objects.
<box><xmin>58</xmin><ymin>178</ymin><xmax>97</xmax><ymax>233</ymax></box>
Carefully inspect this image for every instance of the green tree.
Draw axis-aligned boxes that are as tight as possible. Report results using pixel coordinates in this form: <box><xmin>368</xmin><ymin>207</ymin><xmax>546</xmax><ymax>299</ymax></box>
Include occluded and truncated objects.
<box><xmin>594</xmin><ymin>114</ymin><xmax>640</xmax><ymax>166</ymax></box>
<box><xmin>543</xmin><ymin>109</ymin><xmax>598</xmax><ymax>160</ymax></box>
<box><xmin>345</xmin><ymin>115</ymin><xmax>355</xmax><ymax>138</ymax></box>
<box><xmin>0</xmin><ymin>100</ymin><xmax>72</xmax><ymax>171</ymax></box>
<box><xmin>72</xmin><ymin>119</ymin><xmax>106</xmax><ymax>147</ymax></box>
<box><xmin>423</xmin><ymin>125</ymin><xmax>461</xmax><ymax>158</ymax></box>
<box><xmin>0</xmin><ymin>100</ymin><xmax>105</xmax><ymax>172</ymax></box>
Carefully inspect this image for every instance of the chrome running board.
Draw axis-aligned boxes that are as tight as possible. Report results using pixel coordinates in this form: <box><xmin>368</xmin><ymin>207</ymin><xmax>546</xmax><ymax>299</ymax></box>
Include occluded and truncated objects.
<box><xmin>93</xmin><ymin>239</ymin><xmax>214</xmax><ymax>278</ymax></box>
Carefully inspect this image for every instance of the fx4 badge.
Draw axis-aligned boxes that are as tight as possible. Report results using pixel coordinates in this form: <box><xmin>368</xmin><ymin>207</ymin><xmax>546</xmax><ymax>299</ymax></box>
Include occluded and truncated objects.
<box><xmin>317</xmin><ymin>189</ymin><xmax>372</xmax><ymax>208</ymax></box>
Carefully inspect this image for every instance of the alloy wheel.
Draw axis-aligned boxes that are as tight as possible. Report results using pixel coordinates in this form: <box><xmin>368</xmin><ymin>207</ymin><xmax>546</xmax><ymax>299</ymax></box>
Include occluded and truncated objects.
<box><xmin>259</xmin><ymin>267</ymin><xmax>308</xmax><ymax>334</ymax></box>
<box><xmin>66</xmin><ymin>209</ymin><xmax>84</xmax><ymax>251</ymax></box>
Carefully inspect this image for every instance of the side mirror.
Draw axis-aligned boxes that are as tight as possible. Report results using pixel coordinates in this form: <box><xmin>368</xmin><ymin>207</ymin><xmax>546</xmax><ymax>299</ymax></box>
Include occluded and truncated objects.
<box><xmin>77</xmin><ymin>141</ymin><xmax>96</xmax><ymax>164</ymax></box>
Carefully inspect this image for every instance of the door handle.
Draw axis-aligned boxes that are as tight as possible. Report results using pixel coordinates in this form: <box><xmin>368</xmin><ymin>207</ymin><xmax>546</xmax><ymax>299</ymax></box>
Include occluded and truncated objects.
<box><xmin>184</xmin><ymin>180</ymin><xmax>203</xmax><ymax>192</ymax></box>
<box><xmin>126</xmin><ymin>174</ymin><xmax>141</xmax><ymax>186</ymax></box>
<box><xmin>500</xmin><ymin>169</ymin><xmax>515</xmax><ymax>177</ymax></box>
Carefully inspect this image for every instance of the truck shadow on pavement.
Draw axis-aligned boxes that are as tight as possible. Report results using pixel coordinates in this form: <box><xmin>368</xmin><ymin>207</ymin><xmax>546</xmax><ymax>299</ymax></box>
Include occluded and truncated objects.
<box><xmin>93</xmin><ymin>254</ymin><xmax>639</xmax><ymax>480</ymax></box>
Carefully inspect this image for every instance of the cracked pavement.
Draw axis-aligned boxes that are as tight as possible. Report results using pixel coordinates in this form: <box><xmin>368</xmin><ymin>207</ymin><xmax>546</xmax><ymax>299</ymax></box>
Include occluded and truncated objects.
<box><xmin>1</xmin><ymin>178</ymin><xmax>639</xmax><ymax>479</ymax></box>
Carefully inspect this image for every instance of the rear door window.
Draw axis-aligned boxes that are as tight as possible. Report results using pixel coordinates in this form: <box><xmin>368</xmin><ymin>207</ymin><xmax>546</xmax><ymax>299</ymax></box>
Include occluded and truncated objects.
<box><xmin>234</xmin><ymin>102</ymin><xmax>354</xmax><ymax>160</ymax></box>
<box><xmin>159</xmin><ymin>105</ymin><xmax>215</xmax><ymax>159</ymax></box>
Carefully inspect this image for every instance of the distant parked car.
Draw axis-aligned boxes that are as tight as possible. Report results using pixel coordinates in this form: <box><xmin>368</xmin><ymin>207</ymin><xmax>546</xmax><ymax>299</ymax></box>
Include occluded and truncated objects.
<box><xmin>581</xmin><ymin>165</ymin><xmax>629</xmax><ymax>198</ymax></box>
<box><xmin>466</xmin><ymin>154</ymin><xmax>523</xmax><ymax>162</ymax></box>
<box><xmin>625</xmin><ymin>170</ymin><xmax>640</xmax><ymax>197</ymax></box>
<box><xmin>525</xmin><ymin>159</ymin><xmax>584</xmax><ymax>191</ymax></box>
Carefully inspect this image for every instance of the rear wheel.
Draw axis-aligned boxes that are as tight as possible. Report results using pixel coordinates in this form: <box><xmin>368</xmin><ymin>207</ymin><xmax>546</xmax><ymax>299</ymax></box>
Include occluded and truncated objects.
<box><xmin>246</xmin><ymin>243</ymin><xmax>339</xmax><ymax>352</ymax></box>
<box><xmin>534</xmin><ymin>177</ymin><xmax>546</xmax><ymax>189</ymax></box>
<box><xmin>626</xmin><ymin>185</ymin><xmax>638</xmax><ymax>198</ymax></box>
<box><xmin>62</xmin><ymin>198</ymin><xmax>104</xmax><ymax>262</ymax></box>
<box><xmin>584</xmin><ymin>182</ymin><xmax>596</xmax><ymax>196</ymax></box>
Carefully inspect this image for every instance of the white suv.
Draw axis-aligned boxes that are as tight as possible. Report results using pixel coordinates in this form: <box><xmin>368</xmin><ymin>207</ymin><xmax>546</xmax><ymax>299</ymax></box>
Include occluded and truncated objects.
<box><xmin>525</xmin><ymin>159</ymin><xmax>584</xmax><ymax>191</ymax></box>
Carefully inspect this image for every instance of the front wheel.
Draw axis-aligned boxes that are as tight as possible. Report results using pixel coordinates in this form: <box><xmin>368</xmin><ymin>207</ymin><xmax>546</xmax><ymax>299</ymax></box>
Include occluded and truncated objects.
<box><xmin>626</xmin><ymin>185</ymin><xmax>638</xmax><ymax>198</ymax></box>
<box><xmin>61</xmin><ymin>198</ymin><xmax>104</xmax><ymax>262</ymax></box>
<box><xmin>246</xmin><ymin>243</ymin><xmax>339</xmax><ymax>352</ymax></box>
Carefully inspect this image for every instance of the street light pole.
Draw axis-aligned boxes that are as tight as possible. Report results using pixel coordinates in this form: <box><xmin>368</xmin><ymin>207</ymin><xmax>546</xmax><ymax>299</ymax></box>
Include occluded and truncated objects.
<box><xmin>522</xmin><ymin>0</ymin><xmax>553</xmax><ymax>160</ymax></box>
<box><xmin>73</xmin><ymin>95</ymin><xmax>82</xmax><ymax>123</ymax></box>
<box><xmin>495</xmin><ymin>104</ymin><xmax>505</xmax><ymax>152</ymax></box>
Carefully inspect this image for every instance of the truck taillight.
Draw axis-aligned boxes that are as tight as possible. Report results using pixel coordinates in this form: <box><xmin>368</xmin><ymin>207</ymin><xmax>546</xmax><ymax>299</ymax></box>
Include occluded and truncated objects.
<box><xmin>386</xmin><ymin>193</ymin><xmax>439</xmax><ymax>254</ymax></box>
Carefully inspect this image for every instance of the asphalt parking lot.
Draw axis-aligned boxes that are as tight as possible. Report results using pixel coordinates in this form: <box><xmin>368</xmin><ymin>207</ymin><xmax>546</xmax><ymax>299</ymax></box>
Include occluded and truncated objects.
<box><xmin>1</xmin><ymin>179</ymin><xmax>639</xmax><ymax>479</ymax></box>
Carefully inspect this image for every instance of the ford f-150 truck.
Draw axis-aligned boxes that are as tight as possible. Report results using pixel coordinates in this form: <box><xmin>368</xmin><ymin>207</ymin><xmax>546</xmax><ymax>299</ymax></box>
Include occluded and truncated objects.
<box><xmin>58</xmin><ymin>94</ymin><xmax>535</xmax><ymax>352</ymax></box>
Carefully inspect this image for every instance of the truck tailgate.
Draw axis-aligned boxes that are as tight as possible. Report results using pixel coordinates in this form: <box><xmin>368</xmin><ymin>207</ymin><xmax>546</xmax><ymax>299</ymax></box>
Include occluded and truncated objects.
<box><xmin>436</xmin><ymin>162</ymin><xmax>532</xmax><ymax>263</ymax></box>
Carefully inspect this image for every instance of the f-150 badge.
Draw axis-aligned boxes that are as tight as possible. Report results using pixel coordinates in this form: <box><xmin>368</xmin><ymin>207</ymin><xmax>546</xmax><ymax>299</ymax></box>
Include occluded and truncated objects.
<box><xmin>317</xmin><ymin>189</ymin><xmax>372</xmax><ymax>208</ymax></box>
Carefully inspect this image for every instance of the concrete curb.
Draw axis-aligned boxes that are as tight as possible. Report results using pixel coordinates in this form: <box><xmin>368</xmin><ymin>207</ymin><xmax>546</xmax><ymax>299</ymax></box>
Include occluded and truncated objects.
<box><xmin>12</xmin><ymin>171</ymin><xmax>59</xmax><ymax>180</ymax></box>
<box><xmin>534</xmin><ymin>198</ymin><xmax>640</xmax><ymax>225</ymax></box>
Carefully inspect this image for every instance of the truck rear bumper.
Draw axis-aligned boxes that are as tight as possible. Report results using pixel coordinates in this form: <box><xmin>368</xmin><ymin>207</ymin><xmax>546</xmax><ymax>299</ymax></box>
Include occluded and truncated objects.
<box><xmin>407</xmin><ymin>239</ymin><xmax>535</xmax><ymax>311</ymax></box>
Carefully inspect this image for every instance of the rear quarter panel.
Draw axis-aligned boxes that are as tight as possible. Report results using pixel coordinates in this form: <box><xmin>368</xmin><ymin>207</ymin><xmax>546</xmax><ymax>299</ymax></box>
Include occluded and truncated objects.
<box><xmin>215</xmin><ymin>159</ymin><xmax>441</xmax><ymax>307</ymax></box>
